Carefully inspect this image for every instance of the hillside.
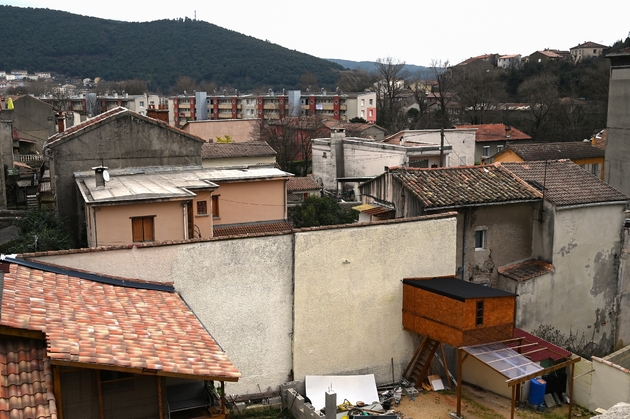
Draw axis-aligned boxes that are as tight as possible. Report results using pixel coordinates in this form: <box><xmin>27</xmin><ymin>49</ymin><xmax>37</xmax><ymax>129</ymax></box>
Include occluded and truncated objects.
<box><xmin>0</xmin><ymin>6</ymin><xmax>344</xmax><ymax>92</ymax></box>
<box><xmin>328</xmin><ymin>59</ymin><xmax>431</xmax><ymax>76</ymax></box>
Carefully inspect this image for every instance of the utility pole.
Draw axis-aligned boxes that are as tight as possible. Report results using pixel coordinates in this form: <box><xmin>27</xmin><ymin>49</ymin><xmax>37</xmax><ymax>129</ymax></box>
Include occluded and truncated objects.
<box><xmin>440</xmin><ymin>127</ymin><xmax>445</xmax><ymax>167</ymax></box>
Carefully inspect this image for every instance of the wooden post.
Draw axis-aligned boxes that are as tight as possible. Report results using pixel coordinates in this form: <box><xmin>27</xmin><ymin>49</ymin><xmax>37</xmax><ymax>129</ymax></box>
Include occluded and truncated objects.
<box><xmin>568</xmin><ymin>363</ymin><xmax>575</xmax><ymax>419</ymax></box>
<box><xmin>53</xmin><ymin>366</ymin><xmax>64</xmax><ymax>419</ymax></box>
<box><xmin>510</xmin><ymin>385</ymin><xmax>516</xmax><ymax>419</ymax></box>
<box><xmin>456</xmin><ymin>349</ymin><xmax>462</xmax><ymax>417</ymax></box>
<box><xmin>158</xmin><ymin>377</ymin><xmax>164</xmax><ymax>419</ymax></box>
<box><xmin>440</xmin><ymin>343</ymin><xmax>452</xmax><ymax>388</ymax></box>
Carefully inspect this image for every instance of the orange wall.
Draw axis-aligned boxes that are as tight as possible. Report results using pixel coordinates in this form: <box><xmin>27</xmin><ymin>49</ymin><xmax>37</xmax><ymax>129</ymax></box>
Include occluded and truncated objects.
<box><xmin>493</xmin><ymin>150</ymin><xmax>521</xmax><ymax>163</ymax></box>
<box><xmin>212</xmin><ymin>179</ymin><xmax>286</xmax><ymax>225</ymax></box>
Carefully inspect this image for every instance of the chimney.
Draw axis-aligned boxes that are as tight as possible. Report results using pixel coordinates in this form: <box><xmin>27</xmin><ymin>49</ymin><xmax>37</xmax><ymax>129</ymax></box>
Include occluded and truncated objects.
<box><xmin>93</xmin><ymin>166</ymin><xmax>108</xmax><ymax>188</ymax></box>
<box><xmin>505</xmin><ymin>125</ymin><xmax>512</xmax><ymax>139</ymax></box>
<box><xmin>56</xmin><ymin>112</ymin><xmax>65</xmax><ymax>133</ymax></box>
<box><xmin>400</xmin><ymin>136</ymin><xmax>405</xmax><ymax>146</ymax></box>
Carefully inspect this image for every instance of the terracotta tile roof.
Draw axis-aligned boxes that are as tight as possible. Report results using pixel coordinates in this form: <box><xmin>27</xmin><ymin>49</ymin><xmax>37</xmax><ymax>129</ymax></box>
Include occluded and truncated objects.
<box><xmin>456</xmin><ymin>54</ymin><xmax>495</xmax><ymax>66</ymax></box>
<box><xmin>286</xmin><ymin>176</ymin><xmax>321</xmax><ymax>192</ymax></box>
<box><xmin>509</xmin><ymin>328</ymin><xmax>571</xmax><ymax>362</ymax></box>
<box><xmin>0</xmin><ymin>259</ymin><xmax>240</xmax><ymax>382</ymax></box>
<box><xmin>46</xmin><ymin>107</ymin><xmax>204</xmax><ymax>147</ymax></box>
<box><xmin>456</xmin><ymin>124</ymin><xmax>531</xmax><ymax>142</ymax></box>
<box><xmin>323</xmin><ymin>121</ymin><xmax>386</xmax><ymax>133</ymax></box>
<box><xmin>608</xmin><ymin>47</ymin><xmax>630</xmax><ymax>57</ymax></box>
<box><xmin>213</xmin><ymin>221</ymin><xmax>293</xmax><ymax>237</ymax></box>
<box><xmin>201</xmin><ymin>141</ymin><xmax>276</xmax><ymax>159</ymax></box>
<box><xmin>0</xmin><ymin>336</ymin><xmax>57</xmax><ymax>419</ymax></box>
<box><xmin>386</xmin><ymin>165</ymin><xmax>542</xmax><ymax>210</ymax></box>
<box><xmin>502</xmin><ymin>141</ymin><xmax>605</xmax><ymax>161</ymax></box>
<box><xmin>591</xmin><ymin>129</ymin><xmax>607</xmax><ymax>150</ymax></box>
<box><xmin>572</xmin><ymin>41</ymin><xmax>607</xmax><ymax>49</ymax></box>
<box><xmin>500</xmin><ymin>160</ymin><xmax>630</xmax><ymax>207</ymax></box>
<box><xmin>535</xmin><ymin>50</ymin><xmax>563</xmax><ymax>59</ymax></box>
<box><xmin>498</xmin><ymin>259</ymin><xmax>554</xmax><ymax>282</ymax></box>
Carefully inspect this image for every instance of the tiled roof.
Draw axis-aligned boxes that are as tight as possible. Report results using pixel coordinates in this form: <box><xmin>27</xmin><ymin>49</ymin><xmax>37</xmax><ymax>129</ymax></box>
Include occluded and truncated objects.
<box><xmin>46</xmin><ymin>107</ymin><xmax>204</xmax><ymax>147</ymax></box>
<box><xmin>0</xmin><ymin>336</ymin><xmax>57</xmax><ymax>419</ymax></box>
<box><xmin>286</xmin><ymin>176</ymin><xmax>321</xmax><ymax>192</ymax></box>
<box><xmin>323</xmin><ymin>121</ymin><xmax>386</xmax><ymax>133</ymax></box>
<box><xmin>535</xmin><ymin>50</ymin><xmax>563</xmax><ymax>58</ymax></box>
<box><xmin>500</xmin><ymin>160</ymin><xmax>630</xmax><ymax>207</ymax></box>
<box><xmin>591</xmin><ymin>129</ymin><xmax>607</xmax><ymax>150</ymax></box>
<box><xmin>498</xmin><ymin>259</ymin><xmax>554</xmax><ymax>282</ymax></box>
<box><xmin>572</xmin><ymin>41</ymin><xmax>607</xmax><ymax>49</ymax></box>
<box><xmin>502</xmin><ymin>141</ymin><xmax>605</xmax><ymax>161</ymax></box>
<box><xmin>0</xmin><ymin>259</ymin><xmax>240</xmax><ymax>382</ymax></box>
<box><xmin>608</xmin><ymin>47</ymin><xmax>630</xmax><ymax>58</ymax></box>
<box><xmin>213</xmin><ymin>221</ymin><xmax>293</xmax><ymax>237</ymax></box>
<box><xmin>387</xmin><ymin>165</ymin><xmax>542</xmax><ymax>210</ymax></box>
<box><xmin>456</xmin><ymin>124</ymin><xmax>531</xmax><ymax>142</ymax></box>
<box><xmin>201</xmin><ymin>142</ymin><xmax>277</xmax><ymax>159</ymax></box>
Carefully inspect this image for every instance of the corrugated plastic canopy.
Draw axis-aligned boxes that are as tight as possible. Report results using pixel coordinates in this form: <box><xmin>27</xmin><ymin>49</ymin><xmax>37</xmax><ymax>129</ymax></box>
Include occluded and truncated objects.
<box><xmin>462</xmin><ymin>341</ymin><xmax>543</xmax><ymax>381</ymax></box>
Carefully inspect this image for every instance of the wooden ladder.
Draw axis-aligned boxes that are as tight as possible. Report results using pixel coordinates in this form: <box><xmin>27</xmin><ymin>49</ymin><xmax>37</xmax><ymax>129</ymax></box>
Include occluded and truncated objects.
<box><xmin>403</xmin><ymin>336</ymin><xmax>439</xmax><ymax>387</ymax></box>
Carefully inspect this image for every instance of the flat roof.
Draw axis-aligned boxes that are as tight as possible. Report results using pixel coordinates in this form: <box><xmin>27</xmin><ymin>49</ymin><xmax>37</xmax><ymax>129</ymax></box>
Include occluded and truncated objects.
<box><xmin>402</xmin><ymin>277</ymin><xmax>516</xmax><ymax>301</ymax></box>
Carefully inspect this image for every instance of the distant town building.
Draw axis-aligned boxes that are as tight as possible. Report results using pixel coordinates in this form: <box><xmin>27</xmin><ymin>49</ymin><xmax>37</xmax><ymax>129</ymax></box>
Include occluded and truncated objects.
<box><xmin>571</xmin><ymin>41</ymin><xmax>608</xmax><ymax>62</ymax></box>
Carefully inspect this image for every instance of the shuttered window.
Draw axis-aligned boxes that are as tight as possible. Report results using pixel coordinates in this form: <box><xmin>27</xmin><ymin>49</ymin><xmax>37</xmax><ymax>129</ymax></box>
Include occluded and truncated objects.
<box><xmin>131</xmin><ymin>216</ymin><xmax>154</xmax><ymax>242</ymax></box>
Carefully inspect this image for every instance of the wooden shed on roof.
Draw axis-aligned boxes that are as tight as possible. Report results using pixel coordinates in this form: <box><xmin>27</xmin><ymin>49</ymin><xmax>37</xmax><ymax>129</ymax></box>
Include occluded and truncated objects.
<box><xmin>402</xmin><ymin>276</ymin><xmax>516</xmax><ymax>348</ymax></box>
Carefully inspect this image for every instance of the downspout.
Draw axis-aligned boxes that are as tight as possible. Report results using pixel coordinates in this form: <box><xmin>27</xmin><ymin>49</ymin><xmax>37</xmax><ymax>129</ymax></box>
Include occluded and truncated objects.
<box><xmin>93</xmin><ymin>206</ymin><xmax>98</xmax><ymax>248</ymax></box>
<box><xmin>182</xmin><ymin>201</ymin><xmax>188</xmax><ymax>240</ymax></box>
<box><xmin>460</xmin><ymin>209</ymin><xmax>468</xmax><ymax>281</ymax></box>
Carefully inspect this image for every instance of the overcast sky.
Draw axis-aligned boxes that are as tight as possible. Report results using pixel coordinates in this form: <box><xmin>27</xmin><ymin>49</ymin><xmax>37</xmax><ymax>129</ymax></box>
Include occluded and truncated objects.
<box><xmin>4</xmin><ymin>0</ymin><xmax>629</xmax><ymax>67</ymax></box>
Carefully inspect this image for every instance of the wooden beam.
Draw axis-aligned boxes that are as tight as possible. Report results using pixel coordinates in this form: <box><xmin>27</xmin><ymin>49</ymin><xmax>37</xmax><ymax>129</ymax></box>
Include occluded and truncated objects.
<box><xmin>49</xmin><ymin>359</ymin><xmax>239</xmax><ymax>382</ymax></box>
<box><xmin>506</xmin><ymin>356</ymin><xmax>581</xmax><ymax>386</ymax></box>
<box><xmin>0</xmin><ymin>326</ymin><xmax>46</xmax><ymax>339</ymax></box>
<box><xmin>440</xmin><ymin>343</ymin><xmax>452</xmax><ymax>388</ymax></box>
<box><xmin>97</xmin><ymin>369</ymin><xmax>104</xmax><ymax>419</ymax></box>
<box><xmin>510</xmin><ymin>385</ymin><xmax>516</xmax><ymax>419</ymax></box>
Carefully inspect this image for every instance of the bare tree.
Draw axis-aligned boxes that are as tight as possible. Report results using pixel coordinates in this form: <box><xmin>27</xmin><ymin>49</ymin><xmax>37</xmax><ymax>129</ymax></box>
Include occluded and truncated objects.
<box><xmin>174</xmin><ymin>76</ymin><xmax>198</xmax><ymax>94</ymax></box>
<box><xmin>252</xmin><ymin>115</ymin><xmax>327</xmax><ymax>175</ymax></box>
<box><xmin>518</xmin><ymin>73</ymin><xmax>559</xmax><ymax>136</ymax></box>
<box><xmin>452</xmin><ymin>67</ymin><xmax>504</xmax><ymax>125</ymax></box>
<box><xmin>337</xmin><ymin>68</ymin><xmax>376</xmax><ymax>93</ymax></box>
<box><xmin>430</xmin><ymin>59</ymin><xmax>454</xmax><ymax>128</ymax></box>
<box><xmin>408</xmin><ymin>72</ymin><xmax>433</xmax><ymax>129</ymax></box>
<box><xmin>374</xmin><ymin>57</ymin><xmax>409</xmax><ymax>132</ymax></box>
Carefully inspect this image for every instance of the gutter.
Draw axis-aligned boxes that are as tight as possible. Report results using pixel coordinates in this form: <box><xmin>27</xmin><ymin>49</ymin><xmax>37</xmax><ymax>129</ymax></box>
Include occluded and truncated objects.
<box><xmin>556</xmin><ymin>200</ymin><xmax>629</xmax><ymax>211</ymax></box>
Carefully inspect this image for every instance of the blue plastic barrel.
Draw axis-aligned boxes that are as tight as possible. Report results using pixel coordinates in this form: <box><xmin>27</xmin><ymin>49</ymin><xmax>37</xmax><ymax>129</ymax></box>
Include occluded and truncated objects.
<box><xmin>528</xmin><ymin>378</ymin><xmax>546</xmax><ymax>405</ymax></box>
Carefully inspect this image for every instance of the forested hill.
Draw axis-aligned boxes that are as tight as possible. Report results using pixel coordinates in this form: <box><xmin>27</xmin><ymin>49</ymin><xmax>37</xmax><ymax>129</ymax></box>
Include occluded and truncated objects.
<box><xmin>0</xmin><ymin>6</ymin><xmax>344</xmax><ymax>92</ymax></box>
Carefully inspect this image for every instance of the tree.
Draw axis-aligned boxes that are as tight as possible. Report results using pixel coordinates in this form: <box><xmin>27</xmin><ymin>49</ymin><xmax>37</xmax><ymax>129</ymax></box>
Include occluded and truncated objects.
<box><xmin>174</xmin><ymin>76</ymin><xmax>198</xmax><ymax>94</ymax></box>
<box><xmin>3</xmin><ymin>209</ymin><xmax>71</xmax><ymax>253</ymax></box>
<box><xmin>518</xmin><ymin>73</ymin><xmax>559</xmax><ymax>136</ymax></box>
<box><xmin>337</xmin><ymin>68</ymin><xmax>376</xmax><ymax>93</ymax></box>
<box><xmin>452</xmin><ymin>66</ymin><xmax>505</xmax><ymax>125</ymax></box>
<box><xmin>430</xmin><ymin>59</ymin><xmax>455</xmax><ymax>128</ymax></box>
<box><xmin>289</xmin><ymin>195</ymin><xmax>358</xmax><ymax>228</ymax></box>
<box><xmin>298</xmin><ymin>71</ymin><xmax>318</xmax><ymax>91</ymax></box>
<box><xmin>252</xmin><ymin>115</ymin><xmax>327</xmax><ymax>175</ymax></box>
<box><xmin>110</xmin><ymin>79</ymin><xmax>148</xmax><ymax>95</ymax></box>
<box><xmin>374</xmin><ymin>57</ymin><xmax>409</xmax><ymax>133</ymax></box>
<box><xmin>216</xmin><ymin>135</ymin><xmax>234</xmax><ymax>143</ymax></box>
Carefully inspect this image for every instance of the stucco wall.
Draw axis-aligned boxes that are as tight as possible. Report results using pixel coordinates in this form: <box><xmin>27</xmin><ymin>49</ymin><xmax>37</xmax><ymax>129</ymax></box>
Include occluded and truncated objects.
<box><xmin>616</xmin><ymin>226</ymin><xmax>630</xmax><ymax>348</ymax></box>
<box><xmin>202</xmin><ymin>156</ymin><xmax>276</xmax><ymax>168</ymax></box>
<box><xmin>515</xmin><ymin>204</ymin><xmax>625</xmax><ymax>356</ymax></box>
<box><xmin>590</xmin><ymin>355</ymin><xmax>630</xmax><ymax>411</ymax></box>
<box><xmin>182</xmin><ymin>119</ymin><xmax>258</xmax><ymax>142</ymax></box>
<box><xmin>456</xmin><ymin>203</ymin><xmax>536</xmax><ymax>284</ymax></box>
<box><xmin>212</xmin><ymin>179</ymin><xmax>286</xmax><ymax>226</ymax></box>
<box><xmin>292</xmin><ymin>216</ymin><xmax>457</xmax><ymax>384</ymax></box>
<box><xmin>48</xmin><ymin>113</ymin><xmax>203</xmax><ymax>246</ymax></box>
<box><xmin>31</xmin><ymin>214</ymin><xmax>457</xmax><ymax>395</ymax></box>
<box><xmin>605</xmin><ymin>65</ymin><xmax>630</xmax><ymax>197</ymax></box>
<box><xmin>402</xmin><ymin>129</ymin><xmax>476</xmax><ymax>167</ymax></box>
<box><xmin>89</xmin><ymin>200</ymin><xmax>187</xmax><ymax>247</ymax></box>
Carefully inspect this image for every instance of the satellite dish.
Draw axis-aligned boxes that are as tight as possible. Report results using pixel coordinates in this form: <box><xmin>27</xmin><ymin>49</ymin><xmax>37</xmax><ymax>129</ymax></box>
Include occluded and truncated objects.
<box><xmin>103</xmin><ymin>170</ymin><xmax>110</xmax><ymax>182</ymax></box>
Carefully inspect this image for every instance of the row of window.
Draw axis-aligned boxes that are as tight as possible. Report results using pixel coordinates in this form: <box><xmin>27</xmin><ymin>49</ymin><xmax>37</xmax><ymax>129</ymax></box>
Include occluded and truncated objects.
<box><xmin>131</xmin><ymin>196</ymin><xmax>219</xmax><ymax>243</ymax></box>
<box><xmin>482</xmin><ymin>145</ymin><xmax>503</xmax><ymax>158</ymax></box>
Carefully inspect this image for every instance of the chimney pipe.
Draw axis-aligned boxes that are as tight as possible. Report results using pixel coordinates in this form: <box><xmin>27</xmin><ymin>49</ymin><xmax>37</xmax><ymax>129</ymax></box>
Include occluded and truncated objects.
<box><xmin>56</xmin><ymin>112</ymin><xmax>65</xmax><ymax>133</ymax></box>
<box><xmin>93</xmin><ymin>166</ymin><xmax>108</xmax><ymax>188</ymax></box>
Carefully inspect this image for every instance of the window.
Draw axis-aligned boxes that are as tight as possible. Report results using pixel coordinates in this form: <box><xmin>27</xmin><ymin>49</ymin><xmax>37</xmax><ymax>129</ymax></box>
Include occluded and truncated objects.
<box><xmin>459</xmin><ymin>156</ymin><xmax>467</xmax><ymax>166</ymax></box>
<box><xmin>476</xmin><ymin>301</ymin><xmax>484</xmax><ymax>326</ymax></box>
<box><xmin>497</xmin><ymin>145</ymin><xmax>504</xmax><ymax>153</ymax></box>
<box><xmin>361</xmin><ymin>99</ymin><xmax>365</xmax><ymax>106</ymax></box>
<box><xmin>361</xmin><ymin>110</ymin><xmax>365</xmax><ymax>118</ymax></box>
<box><xmin>139</xmin><ymin>101</ymin><xmax>144</xmax><ymax>107</ymax></box>
<box><xmin>369</xmin><ymin>99</ymin><xmax>373</xmax><ymax>105</ymax></box>
<box><xmin>482</xmin><ymin>146</ymin><xmax>490</xmax><ymax>157</ymax></box>
<box><xmin>197</xmin><ymin>200</ymin><xmax>208</xmax><ymax>215</ymax></box>
<box><xmin>368</xmin><ymin>110</ymin><xmax>373</xmax><ymax>117</ymax></box>
<box><xmin>131</xmin><ymin>216</ymin><xmax>154</xmax><ymax>242</ymax></box>
<box><xmin>212</xmin><ymin>195</ymin><xmax>220</xmax><ymax>218</ymax></box>
<box><xmin>475</xmin><ymin>229</ymin><xmax>486</xmax><ymax>250</ymax></box>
